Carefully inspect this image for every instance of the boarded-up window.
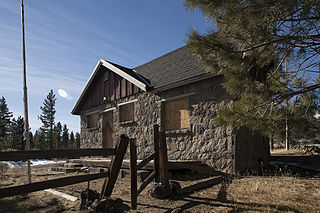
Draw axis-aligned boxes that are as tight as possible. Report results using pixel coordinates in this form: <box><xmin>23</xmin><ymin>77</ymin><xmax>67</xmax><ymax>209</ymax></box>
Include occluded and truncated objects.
<box><xmin>87</xmin><ymin>113</ymin><xmax>98</xmax><ymax>128</ymax></box>
<box><xmin>162</xmin><ymin>97</ymin><xmax>190</xmax><ymax>131</ymax></box>
<box><xmin>119</xmin><ymin>103</ymin><xmax>134</xmax><ymax>123</ymax></box>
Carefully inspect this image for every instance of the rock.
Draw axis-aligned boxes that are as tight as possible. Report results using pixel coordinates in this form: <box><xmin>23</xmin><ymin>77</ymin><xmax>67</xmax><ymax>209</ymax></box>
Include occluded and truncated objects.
<box><xmin>148</xmin><ymin>181</ymin><xmax>181</xmax><ymax>199</ymax></box>
<box><xmin>171</xmin><ymin>208</ymin><xmax>183</xmax><ymax>213</ymax></box>
<box><xmin>90</xmin><ymin>197</ymin><xmax>124</xmax><ymax>213</ymax></box>
<box><xmin>80</xmin><ymin>188</ymin><xmax>100</xmax><ymax>210</ymax></box>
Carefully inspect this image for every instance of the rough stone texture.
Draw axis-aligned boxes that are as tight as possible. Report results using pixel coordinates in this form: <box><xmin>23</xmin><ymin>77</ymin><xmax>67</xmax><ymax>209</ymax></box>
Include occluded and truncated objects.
<box><xmin>148</xmin><ymin>181</ymin><xmax>181</xmax><ymax>199</ymax></box>
<box><xmin>79</xmin><ymin>76</ymin><xmax>269</xmax><ymax>173</ymax></box>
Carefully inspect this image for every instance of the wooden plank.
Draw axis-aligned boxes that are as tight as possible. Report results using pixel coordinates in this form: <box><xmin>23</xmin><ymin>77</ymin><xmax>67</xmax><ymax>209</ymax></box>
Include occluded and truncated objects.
<box><xmin>115</xmin><ymin>75</ymin><xmax>121</xmax><ymax>100</ymax></box>
<box><xmin>153</xmin><ymin>124</ymin><xmax>160</xmax><ymax>183</ymax></box>
<box><xmin>0</xmin><ymin>148</ymin><xmax>116</xmax><ymax>161</ymax></box>
<box><xmin>177</xmin><ymin>176</ymin><xmax>223</xmax><ymax>195</ymax></box>
<box><xmin>127</xmin><ymin>81</ymin><xmax>132</xmax><ymax>96</ymax></box>
<box><xmin>137</xmin><ymin>152</ymin><xmax>155</xmax><ymax>170</ymax></box>
<box><xmin>110</xmin><ymin>71</ymin><xmax>114</xmax><ymax>101</ymax></box>
<box><xmin>163</xmin><ymin>97</ymin><xmax>190</xmax><ymax>131</ymax></box>
<box><xmin>121</xmin><ymin>78</ymin><xmax>126</xmax><ymax>98</ymax></box>
<box><xmin>137</xmin><ymin>171</ymin><xmax>155</xmax><ymax>195</ymax></box>
<box><xmin>76</xmin><ymin>159</ymin><xmax>202</xmax><ymax>171</ymax></box>
<box><xmin>100</xmin><ymin>134</ymin><xmax>129</xmax><ymax>198</ymax></box>
<box><xmin>159</xmin><ymin>131</ymin><xmax>169</xmax><ymax>186</ymax></box>
<box><xmin>130</xmin><ymin>139</ymin><xmax>137</xmax><ymax>210</ymax></box>
<box><xmin>133</xmin><ymin>84</ymin><xmax>139</xmax><ymax>94</ymax></box>
<box><xmin>104</xmin><ymin>74</ymin><xmax>110</xmax><ymax>102</ymax></box>
<box><xmin>0</xmin><ymin>172</ymin><xmax>109</xmax><ymax>199</ymax></box>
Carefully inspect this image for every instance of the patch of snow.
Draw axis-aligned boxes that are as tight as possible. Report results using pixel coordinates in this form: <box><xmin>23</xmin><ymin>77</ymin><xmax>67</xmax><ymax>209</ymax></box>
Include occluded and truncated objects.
<box><xmin>2</xmin><ymin>159</ymin><xmax>66</xmax><ymax>168</ymax></box>
<box><xmin>44</xmin><ymin>189</ymin><xmax>78</xmax><ymax>201</ymax></box>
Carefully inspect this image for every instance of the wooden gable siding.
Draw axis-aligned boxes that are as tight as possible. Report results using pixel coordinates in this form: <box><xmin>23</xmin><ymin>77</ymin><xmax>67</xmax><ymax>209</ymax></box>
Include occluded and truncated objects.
<box><xmin>80</xmin><ymin>67</ymin><xmax>141</xmax><ymax>112</ymax></box>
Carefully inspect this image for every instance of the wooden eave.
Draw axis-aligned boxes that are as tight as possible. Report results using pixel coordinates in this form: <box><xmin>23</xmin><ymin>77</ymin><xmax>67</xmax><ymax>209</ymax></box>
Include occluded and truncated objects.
<box><xmin>72</xmin><ymin>59</ymin><xmax>150</xmax><ymax>115</ymax></box>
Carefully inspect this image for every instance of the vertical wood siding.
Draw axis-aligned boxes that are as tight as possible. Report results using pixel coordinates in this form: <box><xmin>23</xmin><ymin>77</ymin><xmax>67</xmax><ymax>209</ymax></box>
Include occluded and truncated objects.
<box><xmin>79</xmin><ymin>67</ymin><xmax>141</xmax><ymax>111</ymax></box>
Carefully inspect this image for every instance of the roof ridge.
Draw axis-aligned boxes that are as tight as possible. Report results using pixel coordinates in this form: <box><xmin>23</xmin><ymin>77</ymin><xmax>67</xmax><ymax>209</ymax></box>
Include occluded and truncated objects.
<box><xmin>133</xmin><ymin>45</ymin><xmax>188</xmax><ymax>69</ymax></box>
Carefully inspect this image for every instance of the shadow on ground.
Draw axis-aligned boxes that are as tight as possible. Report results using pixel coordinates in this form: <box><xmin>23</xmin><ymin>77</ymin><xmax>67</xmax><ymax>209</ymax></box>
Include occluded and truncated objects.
<box><xmin>0</xmin><ymin>194</ymin><xmax>66</xmax><ymax>213</ymax></box>
<box><xmin>165</xmin><ymin>178</ymin><xmax>303</xmax><ymax>213</ymax></box>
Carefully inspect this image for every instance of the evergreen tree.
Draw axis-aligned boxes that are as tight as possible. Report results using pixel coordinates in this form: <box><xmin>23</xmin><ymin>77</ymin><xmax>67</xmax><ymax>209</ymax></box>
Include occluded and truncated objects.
<box><xmin>33</xmin><ymin>129</ymin><xmax>45</xmax><ymax>150</ymax></box>
<box><xmin>75</xmin><ymin>132</ymin><xmax>80</xmax><ymax>149</ymax></box>
<box><xmin>185</xmin><ymin>0</ymin><xmax>320</xmax><ymax>136</ymax></box>
<box><xmin>54</xmin><ymin>122</ymin><xmax>62</xmax><ymax>149</ymax></box>
<box><xmin>38</xmin><ymin>90</ymin><xmax>56</xmax><ymax>150</ymax></box>
<box><xmin>7</xmin><ymin>116</ymin><xmax>25</xmax><ymax>150</ymax></box>
<box><xmin>33</xmin><ymin>130</ymin><xmax>40</xmax><ymax>150</ymax></box>
<box><xmin>0</xmin><ymin>96</ymin><xmax>12</xmax><ymax>149</ymax></box>
<box><xmin>69</xmin><ymin>131</ymin><xmax>75</xmax><ymax>149</ymax></box>
<box><xmin>29</xmin><ymin>131</ymin><xmax>34</xmax><ymax>150</ymax></box>
<box><xmin>62</xmin><ymin>124</ymin><xmax>69</xmax><ymax>149</ymax></box>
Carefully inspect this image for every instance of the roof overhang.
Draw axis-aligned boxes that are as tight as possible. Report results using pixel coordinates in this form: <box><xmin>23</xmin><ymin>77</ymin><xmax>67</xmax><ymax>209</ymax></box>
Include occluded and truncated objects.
<box><xmin>71</xmin><ymin>59</ymin><xmax>149</xmax><ymax>115</ymax></box>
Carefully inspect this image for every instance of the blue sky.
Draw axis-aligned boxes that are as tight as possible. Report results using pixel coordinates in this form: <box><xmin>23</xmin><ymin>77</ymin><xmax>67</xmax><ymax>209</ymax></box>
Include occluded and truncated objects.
<box><xmin>0</xmin><ymin>0</ymin><xmax>211</xmax><ymax>133</ymax></box>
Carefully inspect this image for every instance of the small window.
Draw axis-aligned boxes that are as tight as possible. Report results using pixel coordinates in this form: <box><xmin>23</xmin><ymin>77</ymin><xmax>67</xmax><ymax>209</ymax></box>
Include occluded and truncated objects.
<box><xmin>87</xmin><ymin>113</ymin><xmax>98</xmax><ymax>128</ymax></box>
<box><xmin>104</xmin><ymin>71</ymin><xmax>109</xmax><ymax>81</ymax></box>
<box><xmin>119</xmin><ymin>103</ymin><xmax>134</xmax><ymax>123</ymax></box>
<box><xmin>162</xmin><ymin>97</ymin><xmax>190</xmax><ymax>131</ymax></box>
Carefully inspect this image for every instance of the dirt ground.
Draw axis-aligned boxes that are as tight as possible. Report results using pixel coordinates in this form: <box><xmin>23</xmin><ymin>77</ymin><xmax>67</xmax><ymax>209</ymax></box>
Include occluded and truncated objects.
<box><xmin>1</xmin><ymin>150</ymin><xmax>320</xmax><ymax>213</ymax></box>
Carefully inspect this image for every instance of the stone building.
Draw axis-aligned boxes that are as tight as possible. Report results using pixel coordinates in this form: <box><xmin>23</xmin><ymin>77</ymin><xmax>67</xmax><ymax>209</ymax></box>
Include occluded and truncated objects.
<box><xmin>72</xmin><ymin>46</ymin><xmax>269</xmax><ymax>173</ymax></box>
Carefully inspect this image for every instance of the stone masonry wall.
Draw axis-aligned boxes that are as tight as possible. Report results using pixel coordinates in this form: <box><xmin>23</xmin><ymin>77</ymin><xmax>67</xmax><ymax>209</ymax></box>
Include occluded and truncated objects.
<box><xmin>80</xmin><ymin>76</ymin><xmax>235</xmax><ymax>173</ymax></box>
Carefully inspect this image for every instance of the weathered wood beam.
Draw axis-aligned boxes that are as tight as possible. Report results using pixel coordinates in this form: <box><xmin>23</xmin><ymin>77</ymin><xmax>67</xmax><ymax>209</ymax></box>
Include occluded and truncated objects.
<box><xmin>159</xmin><ymin>131</ymin><xmax>169</xmax><ymax>186</ymax></box>
<box><xmin>153</xmin><ymin>124</ymin><xmax>160</xmax><ymax>183</ymax></box>
<box><xmin>130</xmin><ymin>138</ymin><xmax>137</xmax><ymax>210</ymax></box>
<box><xmin>100</xmin><ymin>134</ymin><xmax>129</xmax><ymax>198</ymax></box>
<box><xmin>0</xmin><ymin>148</ymin><xmax>116</xmax><ymax>161</ymax></box>
<box><xmin>137</xmin><ymin>171</ymin><xmax>155</xmax><ymax>195</ymax></box>
<box><xmin>177</xmin><ymin>176</ymin><xmax>223</xmax><ymax>195</ymax></box>
<box><xmin>137</xmin><ymin>152</ymin><xmax>155</xmax><ymax>170</ymax></box>
<box><xmin>0</xmin><ymin>172</ymin><xmax>109</xmax><ymax>199</ymax></box>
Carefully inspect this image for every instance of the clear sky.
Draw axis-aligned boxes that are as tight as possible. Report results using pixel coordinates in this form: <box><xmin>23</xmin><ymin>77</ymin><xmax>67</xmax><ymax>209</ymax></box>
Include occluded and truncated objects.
<box><xmin>0</xmin><ymin>0</ymin><xmax>211</xmax><ymax>133</ymax></box>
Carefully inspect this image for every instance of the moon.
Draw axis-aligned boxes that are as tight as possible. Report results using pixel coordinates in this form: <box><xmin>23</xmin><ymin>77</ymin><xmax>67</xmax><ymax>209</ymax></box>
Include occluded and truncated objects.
<box><xmin>58</xmin><ymin>89</ymin><xmax>68</xmax><ymax>98</ymax></box>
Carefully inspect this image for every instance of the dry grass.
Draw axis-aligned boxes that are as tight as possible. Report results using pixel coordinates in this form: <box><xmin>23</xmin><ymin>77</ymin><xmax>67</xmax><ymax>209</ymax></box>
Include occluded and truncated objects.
<box><xmin>1</xmin><ymin>167</ymin><xmax>320</xmax><ymax>212</ymax></box>
<box><xmin>271</xmin><ymin>148</ymin><xmax>306</xmax><ymax>156</ymax></box>
<box><xmin>227</xmin><ymin>176</ymin><xmax>320</xmax><ymax>212</ymax></box>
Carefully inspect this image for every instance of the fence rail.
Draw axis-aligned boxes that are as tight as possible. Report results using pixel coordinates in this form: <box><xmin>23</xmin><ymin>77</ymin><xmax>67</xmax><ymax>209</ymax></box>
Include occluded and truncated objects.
<box><xmin>0</xmin><ymin>171</ymin><xmax>109</xmax><ymax>199</ymax></box>
<box><xmin>0</xmin><ymin>136</ymin><xmax>128</xmax><ymax>200</ymax></box>
<box><xmin>0</xmin><ymin>148</ymin><xmax>116</xmax><ymax>161</ymax></box>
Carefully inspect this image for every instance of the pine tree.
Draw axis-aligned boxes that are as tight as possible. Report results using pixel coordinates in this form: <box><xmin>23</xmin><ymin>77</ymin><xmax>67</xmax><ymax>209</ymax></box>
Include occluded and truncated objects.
<box><xmin>7</xmin><ymin>116</ymin><xmax>25</xmax><ymax>150</ymax></box>
<box><xmin>69</xmin><ymin>131</ymin><xmax>75</xmax><ymax>149</ymax></box>
<box><xmin>54</xmin><ymin>122</ymin><xmax>62</xmax><ymax>149</ymax></box>
<box><xmin>29</xmin><ymin>131</ymin><xmax>34</xmax><ymax>150</ymax></box>
<box><xmin>38</xmin><ymin>90</ymin><xmax>56</xmax><ymax>150</ymax></box>
<box><xmin>185</xmin><ymin>0</ymin><xmax>320</xmax><ymax>136</ymax></box>
<box><xmin>62</xmin><ymin>124</ymin><xmax>69</xmax><ymax>149</ymax></box>
<box><xmin>0</xmin><ymin>96</ymin><xmax>12</xmax><ymax>149</ymax></box>
<box><xmin>75</xmin><ymin>132</ymin><xmax>80</xmax><ymax>149</ymax></box>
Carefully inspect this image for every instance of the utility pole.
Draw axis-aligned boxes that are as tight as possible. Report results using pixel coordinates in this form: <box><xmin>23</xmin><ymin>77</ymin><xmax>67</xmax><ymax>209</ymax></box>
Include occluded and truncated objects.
<box><xmin>285</xmin><ymin>58</ymin><xmax>289</xmax><ymax>151</ymax></box>
<box><xmin>21</xmin><ymin>0</ymin><xmax>32</xmax><ymax>183</ymax></box>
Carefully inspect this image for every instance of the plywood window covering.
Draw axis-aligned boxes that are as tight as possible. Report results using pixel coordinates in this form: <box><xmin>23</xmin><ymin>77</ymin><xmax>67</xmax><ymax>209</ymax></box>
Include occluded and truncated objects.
<box><xmin>119</xmin><ymin>102</ymin><xmax>134</xmax><ymax>123</ymax></box>
<box><xmin>162</xmin><ymin>97</ymin><xmax>190</xmax><ymax>131</ymax></box>
<box><xmin>87</xmin><ymin>113</ymin><xmax>98</xmax><ymax>128</ymax></box>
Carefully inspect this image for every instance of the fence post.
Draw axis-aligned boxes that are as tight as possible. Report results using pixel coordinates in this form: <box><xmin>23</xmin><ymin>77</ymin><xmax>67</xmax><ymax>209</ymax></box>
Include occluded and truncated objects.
<box><xmin>153</xmin><ymin>124</ymin><xmax>160</xmax><ymax>183</ymax></box>
<box><xmin>100</xmin><ymin>134</ymin><xmax>129</xmax><ymax>198</ymax></box>
<box><xmin>130</xmin><ymin>138</ymin><xmax>137</xmax><ymax>210</ymax></box>
<box><xmin>159</xmin><ymin>131</ymin><xmax>169</xmax><ymax>186</ymax></box>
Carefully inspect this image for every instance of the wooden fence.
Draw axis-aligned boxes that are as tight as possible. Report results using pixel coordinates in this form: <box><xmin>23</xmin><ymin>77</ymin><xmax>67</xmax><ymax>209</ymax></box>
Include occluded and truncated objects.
<box><xmin>130</xmin><ymin>124</ymin><xmax>168</xmax><ymax>210</ymax></box>
<box><xmin>0</xmin><ymin>134</ymin><xmax>129</xmax><ymax>199</ymax></box>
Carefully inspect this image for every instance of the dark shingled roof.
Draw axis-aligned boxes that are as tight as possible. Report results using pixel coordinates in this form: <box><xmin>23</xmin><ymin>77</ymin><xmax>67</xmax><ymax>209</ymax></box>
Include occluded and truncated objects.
<box><xmin>134</xmin><ymin>45</ymin><xmax>214</xmax><ymax>91</ymax></box>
